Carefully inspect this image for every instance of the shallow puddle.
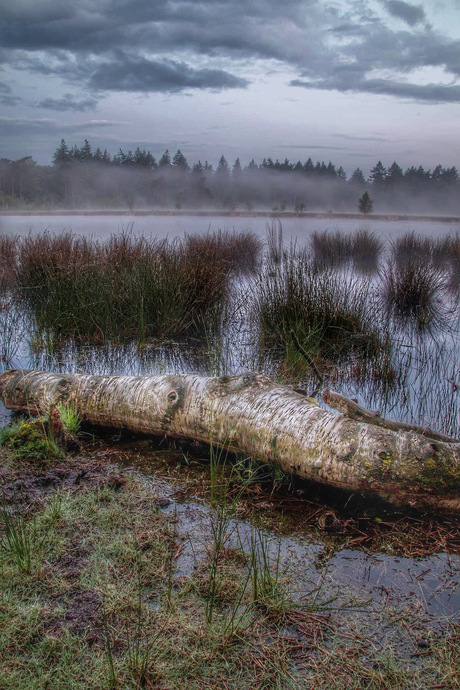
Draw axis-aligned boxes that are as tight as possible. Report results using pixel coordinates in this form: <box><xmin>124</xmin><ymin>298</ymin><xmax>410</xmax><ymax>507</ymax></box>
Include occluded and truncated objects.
<box><xmin>108</xmin><ymin>438</ymin><xmax>460</xmax><ymax>627</ymax></box>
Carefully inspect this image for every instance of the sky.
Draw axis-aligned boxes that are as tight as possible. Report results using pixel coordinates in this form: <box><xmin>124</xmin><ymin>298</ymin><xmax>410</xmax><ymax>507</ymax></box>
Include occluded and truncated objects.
<box><xmin>1</xmin><ymin>0</ymin><xmax>460</xmax><ymax>175</ymax></box>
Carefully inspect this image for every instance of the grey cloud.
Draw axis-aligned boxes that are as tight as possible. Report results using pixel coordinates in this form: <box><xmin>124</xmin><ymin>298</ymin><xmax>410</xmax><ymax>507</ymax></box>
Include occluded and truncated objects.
<box><xmin>291</xmin><ymin>76</ymin><xmax>460</xmax><ymax>103</ymax></box>
<box><xmin>280</xmin><ymin>145</ymin><xmax>348</xmax><ymax>150</ymax></box>
<box><xmin>1</xmin><ymin>0</ymin><xmax>460</xmax><ymax>102</ymax></box>
<box><xmin>35</xmin><ymin>93</ymin><xmax>98</xmax><ymax>111</ymax></box>
<box><xmin>89</xmin><ymin>55</ymin><xmax>249</xmax><ymax>92</ymax></box>
<box><xmin>384</xmin><ymin>1</ymin><xmax>426</xmax><ymax>26</ymax></box>
<box><xmin>0</xmin><ymin>116</ymin><xmax>124</xmax><ymax>135</ymax></box>
<box><xmin>0</xmin><ymin>82</ymin><xmax>21</xmax><ymax>105</ymax></box>
<box><xmin>332</xmin><ymin>134</ymin><xmax>390</xmax><ymax>142</ymax></box>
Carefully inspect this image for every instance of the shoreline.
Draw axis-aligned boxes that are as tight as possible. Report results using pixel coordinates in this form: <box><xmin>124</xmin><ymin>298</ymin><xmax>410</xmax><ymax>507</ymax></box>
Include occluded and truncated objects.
<box><xmin>1</xmin><ymin>209</ymin><xmax>460</xmax><ymax>223</ymax></box>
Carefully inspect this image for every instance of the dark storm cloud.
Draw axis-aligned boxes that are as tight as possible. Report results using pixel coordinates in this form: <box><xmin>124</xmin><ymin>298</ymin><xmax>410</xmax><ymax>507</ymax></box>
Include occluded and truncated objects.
<box><xmin>89</xmin><ymin>54</ymin><xmax>249</xmax><ymax>92</ymax></box>
<box><xmin>35</xmin><ymin>93</ymin><xmax>98</xmax><ymax>112</ymax></box>
<box><xmin>384</xmin><ymin>1</ymin><xmax>426</xmax><ymax>26</ymax></box>
<box><xmin>1</xmin><ymin>0</ymin><xmax>460</xmax><ymax>102</ymax></box>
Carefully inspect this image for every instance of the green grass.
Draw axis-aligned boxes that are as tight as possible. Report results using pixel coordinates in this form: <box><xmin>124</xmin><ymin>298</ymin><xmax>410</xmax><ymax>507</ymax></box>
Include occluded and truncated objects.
<box><xmin>0</xmin><ymin>491</ymin><xmax>42</xmax><ymax>575</ymax></box>
<box><xmin>0</xmin><ymin>417</ymin><xmax>63</xmax><ymax>463</ymax></box>
<box><xmin>0</xmin><ymin>444</ymin><xmax>458</xmax><ymax>689</ymax></box>
<box><xmin>56</xmin><ymin>402</ymin><xmax>82</xmax><ymax>436</ymax></box>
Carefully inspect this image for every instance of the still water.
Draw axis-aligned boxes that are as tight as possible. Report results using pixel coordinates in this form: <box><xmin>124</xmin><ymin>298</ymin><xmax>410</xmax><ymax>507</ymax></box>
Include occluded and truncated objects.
<box><xmin>1</xmin><ymin>212</ymin><xmax>460</xmax><ymax>244</ymax></box>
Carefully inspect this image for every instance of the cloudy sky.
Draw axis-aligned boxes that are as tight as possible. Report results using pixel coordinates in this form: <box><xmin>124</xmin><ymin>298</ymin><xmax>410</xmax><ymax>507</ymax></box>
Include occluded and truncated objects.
<box><xmin>1</xmin><ymin>0</ymin><xmax>460</xmax><ymax>174</ymax></box>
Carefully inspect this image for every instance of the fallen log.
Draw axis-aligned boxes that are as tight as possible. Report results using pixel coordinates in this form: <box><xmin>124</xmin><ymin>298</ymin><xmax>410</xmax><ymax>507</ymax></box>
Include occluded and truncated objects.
<box><xmin>1</xmin><ymin>369</ymin><xmax>459</xmax><ymax>513</ymax></box>
<box><xmin>322</xmin><ymin>389</ymin><xmax>457</xmax><ymax>444</ymax></box>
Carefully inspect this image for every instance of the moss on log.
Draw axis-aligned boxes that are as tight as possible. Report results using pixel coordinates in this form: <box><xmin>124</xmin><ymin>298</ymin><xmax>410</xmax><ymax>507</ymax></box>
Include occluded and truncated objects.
<box><xmin>1</xmin><ymin>369</ymin><xmax>459</xmax><ymax>513</ymax></box>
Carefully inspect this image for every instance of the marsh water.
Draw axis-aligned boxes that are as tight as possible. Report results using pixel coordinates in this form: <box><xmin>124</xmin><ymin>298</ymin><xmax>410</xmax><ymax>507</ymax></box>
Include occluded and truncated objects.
<box><xmin>1</xmin><ymin>213</ymin><xmax>459</xmax><ymax>646</ymax></box>
<box><xmin>2</xmin><ymin>213</ymin><xmax>460</xmax><ymax>434</ymax></box>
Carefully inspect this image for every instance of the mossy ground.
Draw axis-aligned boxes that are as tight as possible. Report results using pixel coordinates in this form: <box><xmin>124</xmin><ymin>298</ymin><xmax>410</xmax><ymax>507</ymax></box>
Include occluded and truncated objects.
<box><xmin>0</xmin><ymin>440</ymin><xmax>459</xmax><ymax>689</ymax></box>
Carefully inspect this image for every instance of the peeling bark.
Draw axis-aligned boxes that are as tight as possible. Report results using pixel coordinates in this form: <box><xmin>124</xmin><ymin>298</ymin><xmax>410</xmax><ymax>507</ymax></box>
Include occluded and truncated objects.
<box><xmin>1</xmin><ymin>369</ymin><xmax>459</xmax><ymax>513</ymax></box>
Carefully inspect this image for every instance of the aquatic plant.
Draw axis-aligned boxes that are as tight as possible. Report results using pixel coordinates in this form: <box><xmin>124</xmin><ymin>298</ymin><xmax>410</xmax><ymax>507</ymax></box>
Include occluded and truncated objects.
<box><xmin>351</xmin><ymin>228</ymin><xmax>383</xmax><ymax>274</ymax></box>
<box><xmin>311</xmin><ymin>229</ymin><xmax>353</xmax><ymax>269</ymax></box>
<box><xmin>254</xmin><ymin>248</ymin><xmax>385</xmax><ymax>366</ymax></box>
<box><xmin>381</xmin><ymin>258</ymin><xmax>448</xmax><ymax>330</ymax></box>
<box><xmin>14</xmin><ymin>229</ymin><xmax>237</xmax><ymax>345</ymax></box>
<box><xmin>390</xmin><ymin>231</ymin><xmax>433</xmax><ymax>270</ymax></box>
<box><xmin>184</xmin><ymin>228</ymin><xmax>263</xmax><ymax>275</ymax></box>
<box><xmin>0</xmin><ymin>234</ymin><xmax>18</xmax><ymax>292</ymax></box>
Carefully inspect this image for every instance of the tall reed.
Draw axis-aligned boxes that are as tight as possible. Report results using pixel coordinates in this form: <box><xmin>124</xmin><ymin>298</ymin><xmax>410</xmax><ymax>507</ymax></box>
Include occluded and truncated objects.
<box><xmin>14</xmin><ymin>230</ymin><xmax>236</xmax><ymax>345</ymax></box>
<box><xmin>381</xmin><ymin>258</ymin><xmax>448</xmax><ymax>330</ymax></box>
<box><xmin>185</xmin><ymin>229</ymin><xmax>263</xmax><ymax>275</ymax></box>
<box><xmin>311</xmin><ymin>229</ymin><xmax>352</xmax><ymax>269</ymax></box>
<box><xmin>255</xmin><ymin>247</ymin><xmax>385</xmax><ymax>364</ymax></box>
<box><xmin>351</xmin><ymin>229</ymin><xmax>383</xmax><ymax>274</ymax></box>
<box><xmin>0</xmin><ymin>234</ymin><xmax>18</xmax><ymax>292</ymax></box>
<box><xmin>390</xmin><ymin>231</ymin><xmax>433</xmax><ymax>270</ymax></box>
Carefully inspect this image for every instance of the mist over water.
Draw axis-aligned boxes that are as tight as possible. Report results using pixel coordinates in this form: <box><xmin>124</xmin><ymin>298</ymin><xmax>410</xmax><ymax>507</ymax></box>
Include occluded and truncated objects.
<box><xmin>2</xmin><ymin>213</ymin><xmax>460</xmax><ymax>245</ymax></box>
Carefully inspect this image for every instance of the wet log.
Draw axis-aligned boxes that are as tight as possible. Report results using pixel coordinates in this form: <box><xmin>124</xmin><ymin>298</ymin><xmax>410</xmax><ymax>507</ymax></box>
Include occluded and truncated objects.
<box><xmin>1</xmin><ymin>369</ymin><xmax>459</xmax><ymax>513</ymax></box>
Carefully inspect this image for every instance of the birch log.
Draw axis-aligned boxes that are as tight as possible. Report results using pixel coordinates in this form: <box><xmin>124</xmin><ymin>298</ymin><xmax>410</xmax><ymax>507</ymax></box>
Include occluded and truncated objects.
<box><xmin>1</xmin><ymin>369</ymin><xmax>459</xmax><ymax>513</ymax></box>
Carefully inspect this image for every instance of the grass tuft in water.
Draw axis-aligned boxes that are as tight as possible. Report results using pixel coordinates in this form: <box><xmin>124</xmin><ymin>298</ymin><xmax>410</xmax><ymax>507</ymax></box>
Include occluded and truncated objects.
<box><xmin>255</xmin><ymin>247</ymin><xmax>386</xmax><ymax>367</ymax></box>
<box><xmin>381</xmin><ymin>259</ymin><xmax>448</xmax><ymax>331</ymax></box>
<box><xmin>311</xmin><ymin>229</ymin><xmax>353</xmax><ymax>270</ymax></box>
<box><xmin>14</xmin><ymin>229</ymin><xmax>241</xmax><ymax>346</ymax></box>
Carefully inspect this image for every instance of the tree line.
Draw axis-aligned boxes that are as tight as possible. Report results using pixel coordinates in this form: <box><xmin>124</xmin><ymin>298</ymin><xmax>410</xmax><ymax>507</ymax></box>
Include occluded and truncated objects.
<box><xmin>0</xmin><ymin>138</ymin><xmax>459</xmax><ymax>214</ymax></box>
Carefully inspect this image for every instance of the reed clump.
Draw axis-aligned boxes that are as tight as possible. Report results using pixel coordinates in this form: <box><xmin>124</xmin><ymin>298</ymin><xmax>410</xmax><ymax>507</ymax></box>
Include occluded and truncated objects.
<box><xmin>381</xmin><ymin>259</ymin><xmax>448</xmax><ymax>330</ymax></box>
<box><xmin>311</xmin><ymin>229</ymin><xmax>352</xmax><ymax>269</ymax></box>
<box><xmin>255</xmin><ymin>248</ymin><xmax>385</xmax><ymax>364</ymax></box>
<box><xmin>0</xmin><ymin>234</ymin><xmax>18</xmax><ymax>292</ymax></box>
<box><xmin>185</xmin><ymin>229</ymin><xmax>263</xmax><ymax>275</ymax></box>
<box><xmin>351</xmin><ymin>228</ymin><xmax>383</xmax><ymax>274</ymax></box>
<box><xmin>311</xmin><ymin>228</ymin><xmax>382</xmax><ymax>274</ymax></box>
<box><xmin>391</xmin><ymin>231</ymin><xmax>433</xmax><ymax>270</ymax></box>
<box><xmin>14</xmin><ymin>230</ymin><xmax>236</xmax><ymax>344</ymax></box>
<box><xmin>447</xmin><ymin>233</ymin><xmax>460</xmax><ymax>291</ymax></box>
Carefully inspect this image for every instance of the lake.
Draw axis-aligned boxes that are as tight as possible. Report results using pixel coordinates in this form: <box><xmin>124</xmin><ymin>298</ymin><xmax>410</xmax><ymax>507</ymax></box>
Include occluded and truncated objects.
<box><xmin>1</xmin><ymin>213</ymin><xmax>460</xmax><ymax>438</ymax></box>
<box><xmin>1</xmin><ymin>212</ymin><xmax>460</xmax><ymax>245</ymax></box>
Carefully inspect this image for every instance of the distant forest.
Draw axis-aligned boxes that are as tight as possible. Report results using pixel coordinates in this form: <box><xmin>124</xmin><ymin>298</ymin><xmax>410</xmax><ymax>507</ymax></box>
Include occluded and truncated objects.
<box><xmin>1</xmin><ymin>138</ymin><xmax>459</xmax><ymax>214</ymax></box>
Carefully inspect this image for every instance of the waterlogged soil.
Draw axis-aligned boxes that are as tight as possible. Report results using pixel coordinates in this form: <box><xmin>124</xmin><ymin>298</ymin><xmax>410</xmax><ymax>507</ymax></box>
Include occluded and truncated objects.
<box><xmin>1</xmin><ymin>434</ymin><xmax>459</xmax><ymax>683</ymax></box>
<box><xmin>2</xmin><ymin>436</ymin><xmax>459</xmax><ymax>625</ymax></box>
<box><xmin>76</xmin><ymin>437</ymin><xmax>460</xmax><ymax>621</ymax></box>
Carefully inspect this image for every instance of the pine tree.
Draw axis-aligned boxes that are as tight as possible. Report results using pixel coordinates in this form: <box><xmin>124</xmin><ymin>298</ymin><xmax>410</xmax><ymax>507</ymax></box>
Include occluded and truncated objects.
<box><xmin>159</xmin><ymin>150</ymin><xmax>172</xmax><ymax>168</ymax></box>
<box><xmin>358</xmin><ymin>192</ymin><xmax>373</xmax><ymax>214</ymax></box>
<box><xmin>216</xmin><ymin>155</ymin><xmax>229</xmax><ymax>176</ymax></box>
<box><xmin>52</xmin><ymin>139</ymin><xmax>70</xmax><ymax>165</ymax></box>
<box><xmin>172</xmin><ymin>150</ymin><xmax>189</xmax><ymax>170</ymax></box>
